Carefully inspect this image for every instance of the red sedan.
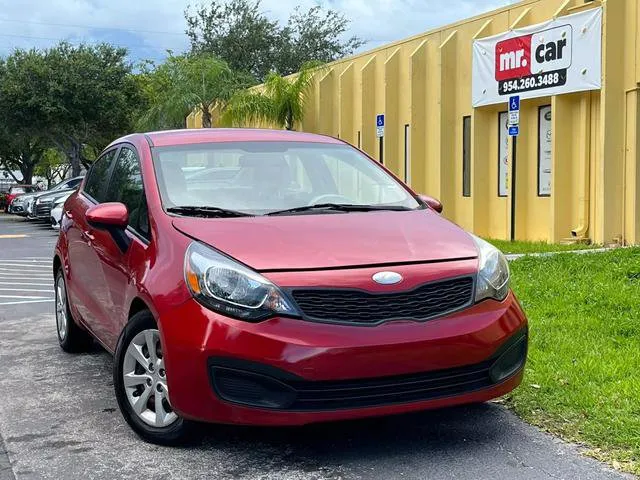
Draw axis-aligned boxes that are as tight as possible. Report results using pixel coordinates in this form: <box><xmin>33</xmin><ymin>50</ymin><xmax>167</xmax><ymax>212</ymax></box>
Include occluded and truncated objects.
<box><xmin>53</xmin><ymin>129</ymin><xmax>527</xmax><ymax>444</ymax></box>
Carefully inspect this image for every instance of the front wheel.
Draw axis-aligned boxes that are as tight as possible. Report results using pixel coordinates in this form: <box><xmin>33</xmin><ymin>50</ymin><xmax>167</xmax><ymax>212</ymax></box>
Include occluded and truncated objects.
<box><xmin>55</xmin><ymin>270</ymin><xmax>92</xmax><ymax>352</ymax></box>
<box><xmin>113</xmin><ymin>310</ymin><xmax>192</xmax><ymax>445</ymax></box>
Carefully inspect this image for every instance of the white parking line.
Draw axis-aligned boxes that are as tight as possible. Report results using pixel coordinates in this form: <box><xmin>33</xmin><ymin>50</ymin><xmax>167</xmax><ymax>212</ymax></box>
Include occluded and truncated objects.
<box><xmin>0</xmin><ymin>295</ymin><xmax>51</xmax><ymax>299</ymax></box>
<box><xmin>0</xmin><ymin>263</ymin><xmax>50</xmax><ymax>268</ymax></box>
<box><xmin>0</xmin><ymin>288</ymin><xmax>53</xmax><ymax>293</ymax></box>
<box><xmin>0</xmin><ymin>268</ymin><xmax>50</xmax><ymax>274</ymax></box>
<box><xmin>0</xmin><ymin>257</ymin><xmax>51</xmax><ymax>261</ymax></box>
<box><xmin>0</xmin><ymin>299</ymin><xmax>52</xmax><ymax>306</ymax></box>
<box><xmin>0</xmin><ymin>260</ymin><xmax>50</xmax><ymax>263</ymax></box>
<box><xmin>0</xmin><ymin>258</ymin><xmax>50</xmax><ymax>261</ymax></box>
<box><xmin>0</xmin><ymin>272</ymin><xmax>51</xmax><ymax>279</ymax></box>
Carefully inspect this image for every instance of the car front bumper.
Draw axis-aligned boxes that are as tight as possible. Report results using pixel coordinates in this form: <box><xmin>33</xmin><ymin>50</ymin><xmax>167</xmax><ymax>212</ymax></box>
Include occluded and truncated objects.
<box><xmin>159</xmin><ymin>262</ymin><xmax>527</xmax><ymax>425</ymax></box>
<box><xmin>8</xmin><ymin>204</ymin><xmax>25</xmax><ymax>214</ymax></box>
<box><xmin>50</xmin><ymin>206</ymin><xmax>62</xmax><ymax>229</ymax></box>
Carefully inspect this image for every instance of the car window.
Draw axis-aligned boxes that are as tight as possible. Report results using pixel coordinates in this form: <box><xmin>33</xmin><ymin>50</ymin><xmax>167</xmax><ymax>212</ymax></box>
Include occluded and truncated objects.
<box><xmin>51</xmin><ymin>178</ymin><xmax>76</xmax><ymax>191</ymax></box>
<box><xmin>320</xmin><ymin>153</ymin><xmax>407</xmax><ymax>204</ymax></box>
<box><xmin>67</xmin><ymin>178</ymin><xmax>82</xmax><ymax>189</ymax></box>
<box><xmin>84</xmin><ymin>149</ymin><xmax>118</xmax><ymax>202</ymax></box>
<box><xmin>152</xmin><ymin>142</ymin><xmax>419</xmax><ymax>214</ymax></box>
<box><xmin>105</xmin><ymin>146</ymin><xmax>149</xmax><ymax>239</ymax></box>
<box><xmin>10</xmin><ymin>187</ymin><xmax>25</xmax><ymax>194</ymax></box>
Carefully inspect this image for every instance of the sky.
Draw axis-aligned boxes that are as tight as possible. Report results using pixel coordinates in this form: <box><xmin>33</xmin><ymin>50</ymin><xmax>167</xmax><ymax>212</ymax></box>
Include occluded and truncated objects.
<box><xmin>0</xmin><ymin>0</ymin><xmax>512</xmax><ymax>64</ymax></box>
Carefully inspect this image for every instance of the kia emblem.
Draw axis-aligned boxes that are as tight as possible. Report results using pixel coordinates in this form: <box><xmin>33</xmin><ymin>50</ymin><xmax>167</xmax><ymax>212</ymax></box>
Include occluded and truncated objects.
<box><xmin>372</xmin><ymin>271</ymin><xmax>403</xmax><ymax>285</ymax></box>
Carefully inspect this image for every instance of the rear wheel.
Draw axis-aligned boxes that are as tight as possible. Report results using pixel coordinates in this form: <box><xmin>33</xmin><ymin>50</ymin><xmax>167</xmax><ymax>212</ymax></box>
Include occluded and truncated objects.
<box><xmin>55</xmin><ymin>270</ymin><xmax>92</xmax><ymax>352</ymax></box>
<box><xmin>113</xmin><ymin>310</ymin><xmax>192</xmax><ymax>445</ymax></box>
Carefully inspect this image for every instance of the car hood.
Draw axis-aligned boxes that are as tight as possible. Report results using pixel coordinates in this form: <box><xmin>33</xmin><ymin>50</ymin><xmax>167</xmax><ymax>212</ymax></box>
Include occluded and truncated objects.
<box><xmin>10</xmin><ymin>193</ymin><xmax>36</xmax><ymax>203</ymax></box>
<box><xmin>36</xmin><ymin>188</ymin><xmax>75</xmax><ymax>202</ymax></box>
<box><xmin>172</xmin><ymin>209</ymin><xmax>478</xmax><ymax>271</ymax></box>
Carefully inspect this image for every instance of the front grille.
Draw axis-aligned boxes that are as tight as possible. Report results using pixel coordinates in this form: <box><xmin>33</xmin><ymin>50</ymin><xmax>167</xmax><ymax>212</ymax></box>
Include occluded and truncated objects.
<box><xmin>35</xmin><ymin>203</ymin><xmax>52</xmax><ymax>217</ymax></box>
<box><xmin>291</xmin><ymin>276</ymin><xmax>474</xmax><ymax>325</ymax></box>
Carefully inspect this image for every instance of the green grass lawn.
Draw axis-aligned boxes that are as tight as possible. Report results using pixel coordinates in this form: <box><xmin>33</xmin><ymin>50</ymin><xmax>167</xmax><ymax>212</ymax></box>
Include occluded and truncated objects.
<box><xmin>505</xmin><ymin>248</ymin><xmax>640</xmax><ymax>474</ymax></box>
<box><xmin>486</xmin><ymin>238</ymin><xmax>600</xmax><ymax>254</ymax></box>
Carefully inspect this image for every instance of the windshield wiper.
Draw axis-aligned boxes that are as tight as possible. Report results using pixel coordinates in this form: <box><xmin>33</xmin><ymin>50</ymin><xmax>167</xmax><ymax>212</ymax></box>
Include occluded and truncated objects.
<box><xmin>266</xmin><ymin>203</ymin><xmax>414</xmax><ymax>216</ymax></box>
<box><xmin>166</xmin><ymin>206</ymin><xmax>253</xmax><ymax>218</ymax></box>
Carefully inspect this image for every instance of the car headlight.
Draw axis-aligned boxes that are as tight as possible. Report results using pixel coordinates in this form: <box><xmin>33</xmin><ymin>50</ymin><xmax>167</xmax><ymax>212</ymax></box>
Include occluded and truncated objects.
<box><xmin>470</xmin><ymin>234</ymin><xmax>510</xmax><ymax>302</ymax></box>
<box><xmin>184</xmin><ymin>242</ymin><xmax>300</xmax><ymax>321</ymax></box>
<box><xmin>35</xmin><ymin>198</ymin><xmax>41</xmax><ymax>205</ymax></box>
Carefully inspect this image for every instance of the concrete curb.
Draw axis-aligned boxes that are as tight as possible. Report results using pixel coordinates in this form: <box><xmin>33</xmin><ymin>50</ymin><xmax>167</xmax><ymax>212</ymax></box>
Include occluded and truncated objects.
<box><xmin>505</xmin><ymin>247</ymin><xmax>616</xmax><ymax>261</ymax></box>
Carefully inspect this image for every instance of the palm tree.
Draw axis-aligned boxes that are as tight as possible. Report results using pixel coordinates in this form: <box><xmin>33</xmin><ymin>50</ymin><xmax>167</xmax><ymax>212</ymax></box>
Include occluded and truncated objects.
<box><xmin>222</xmin><ymin>62</ymin><xmax>322</xmax><ymax>131</ymax></box>
<box><xmin>137</xmin><ymin>54</ymin><xmax>253</xmax><ymax>130</ymax></box>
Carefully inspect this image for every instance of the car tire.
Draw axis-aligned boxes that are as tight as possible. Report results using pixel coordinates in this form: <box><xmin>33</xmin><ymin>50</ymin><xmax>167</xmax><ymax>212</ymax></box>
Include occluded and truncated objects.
<box><xmin>55</xmin><ymin>270</ymin><xmax>93</xmax><ymax>353</ymax></box>
<box><xmin>113</xmin><ymin>310</ymin><xmax>192</xmax><ymax>445</ymax></box>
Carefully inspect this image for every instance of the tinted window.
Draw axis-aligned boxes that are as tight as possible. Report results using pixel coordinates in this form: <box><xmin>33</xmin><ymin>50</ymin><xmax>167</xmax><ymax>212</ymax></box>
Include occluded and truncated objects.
<box><xmin>84</xmin><ymin>150</ymin><xmax>117</xmax><ymax>202</ymax></box>
<box><xmin>66</xmin><ymin>178</ymin><xmax>82</xmax><ymax>189</ymax></box>
<box><xmin>105</xmin><ymin>147</ymin><xmax>148</xmax><ymax>238</ymax></box>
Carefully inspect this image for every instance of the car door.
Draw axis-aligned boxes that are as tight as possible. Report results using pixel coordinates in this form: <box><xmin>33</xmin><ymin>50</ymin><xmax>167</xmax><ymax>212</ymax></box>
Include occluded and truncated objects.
<box><xmin>66</xmin><ymin>148</ymin><xmax>119</xmax><ymax>341</ymax></box>
<box><xmin>92</xmin><ymin>145</ymin><xmax>149</xmax><ymax>347</ymax></box>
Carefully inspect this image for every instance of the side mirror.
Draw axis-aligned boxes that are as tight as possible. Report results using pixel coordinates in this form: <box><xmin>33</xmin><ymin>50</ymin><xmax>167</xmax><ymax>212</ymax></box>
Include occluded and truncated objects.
<box><xmin>417</xmin><ymin>194</ymin><xmax>443</xmax><ymax>214</ymax></box>
<box><xmin>86</xmin><ymin>202</ymin><xmax>131</xmax><ymax>252</ymax></box>
<box><xmin>86</xmin><ymin>202</ymin><xmax>129</xmax><ymax>229</ymax></box>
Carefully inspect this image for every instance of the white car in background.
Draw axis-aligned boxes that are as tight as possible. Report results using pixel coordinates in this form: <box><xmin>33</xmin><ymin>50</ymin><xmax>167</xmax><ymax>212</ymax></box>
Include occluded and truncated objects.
<box><xmin>49</xmin><ymin>191</ymin><xmax>73</xmax><ymax>230</ymax></box>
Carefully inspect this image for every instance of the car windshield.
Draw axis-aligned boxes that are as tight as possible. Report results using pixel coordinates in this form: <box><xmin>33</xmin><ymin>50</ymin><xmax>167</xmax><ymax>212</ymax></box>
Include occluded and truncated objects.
<box><xmin>9</xmin><ymin>186</ymin><xmax>26</xmax><ymax>194</ymax></box>
<box><xmin>152</xmin><ymin>141</ymin><xmax>420</xmax><ymax>216</ymax></box>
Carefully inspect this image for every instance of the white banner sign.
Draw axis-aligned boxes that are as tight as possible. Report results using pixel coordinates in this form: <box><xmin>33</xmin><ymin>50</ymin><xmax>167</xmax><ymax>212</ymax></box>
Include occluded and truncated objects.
<box><xmin>472</xmin><ymin>7</ymin><xmax>602</xmax><ymax>107</ymax></box>
<box><xmin>498</xmin><ymin>112</ymin><xmax>509</xmax><ymax>197</ymax></box>
<box><xmin>538</xmin><ymin>106</ymin><xmax>552</xmax><ymax>196</ymax></box>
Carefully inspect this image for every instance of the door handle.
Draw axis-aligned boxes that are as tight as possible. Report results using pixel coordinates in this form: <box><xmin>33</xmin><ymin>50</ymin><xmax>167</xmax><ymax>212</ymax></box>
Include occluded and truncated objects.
<box><xmin>82</xmin><ymin>230</ymin><xmax>95</xmax><ymax>242</ymax></box>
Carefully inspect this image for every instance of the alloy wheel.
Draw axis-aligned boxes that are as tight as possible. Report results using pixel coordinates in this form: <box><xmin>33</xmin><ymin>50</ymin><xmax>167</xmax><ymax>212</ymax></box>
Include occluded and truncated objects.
<box><xmin>55</xmin><ymin>277</ymin><xmax>68</xmax><ymax>341</ymax></box>
<box><xmin>122</xmin><ymin>329</ymin><xmax>178</xmax><ymax>428</ymax></box>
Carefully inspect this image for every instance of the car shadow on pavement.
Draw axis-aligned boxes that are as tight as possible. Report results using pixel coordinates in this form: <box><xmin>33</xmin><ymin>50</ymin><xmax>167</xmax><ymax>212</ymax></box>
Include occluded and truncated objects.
<box><xmin>189</xmin><ymin>402</ymin><xmax>508</xmax><ymax>472</ymax></box>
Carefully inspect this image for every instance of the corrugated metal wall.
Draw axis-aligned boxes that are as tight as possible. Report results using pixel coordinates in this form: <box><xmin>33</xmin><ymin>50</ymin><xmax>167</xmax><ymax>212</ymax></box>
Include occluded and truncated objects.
<box><xmin>188</xmin><ymin>0</ymin><xmax>640</xmax><ymax>245</ymax></box>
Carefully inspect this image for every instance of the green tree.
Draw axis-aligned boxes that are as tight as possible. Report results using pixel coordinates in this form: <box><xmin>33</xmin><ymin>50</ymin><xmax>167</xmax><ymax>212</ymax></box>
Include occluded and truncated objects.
<box><xmin>137</xmin><ymin>53</ymin><xmax>252</xmax><ymax>130</ymax></box>
<box><xmin>185</xmin><ymin>0</ymin><xmax>364</xmax><ymax>81</ymax></box>
<box><xmin>0</xmin><ymin>43</ymin><xmax>141</xmax><ymax>178</ymax></box>
<box><xmin>34</xmin><ymin>149</ymin><xmax>70</xmax><ymax>188</ymax></box>
<box><xmin>222</xmin><ymin>63</ymin><xmax>319</xmax><ymax>130</ymax></box>
<box><xmin>0</xmin><ymin>49</ymin><xmax>50</xmax><ymax>184</ymax></box>
<box><xmin>134</xmin><ymin>59</ymin><xmax>184</xmax><ymax>131</ymax></box>
<box><xmin>0</xmin><ymin>134</ymin><xmax>46</xmax><ymax>185</ymax></box>
<box><xmin>42</xmin><ymin>43</ymin><xmax>141</xmax><ymax>176</ymax></box>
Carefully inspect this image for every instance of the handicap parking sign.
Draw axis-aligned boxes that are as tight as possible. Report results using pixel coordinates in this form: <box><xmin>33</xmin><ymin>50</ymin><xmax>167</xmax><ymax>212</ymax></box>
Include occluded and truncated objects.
<box><xmin>509</xmin><ymin>96</ymin><xmax>520</xmax><ymax>112</ymax></box>
<box><xmin>376</xmin><ymin>114</ymin><xmax>385</xmax><ymax>137</ymax></box>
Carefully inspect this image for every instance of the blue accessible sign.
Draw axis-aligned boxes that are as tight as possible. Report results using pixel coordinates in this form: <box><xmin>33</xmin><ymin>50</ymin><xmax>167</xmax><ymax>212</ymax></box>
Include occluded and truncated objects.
<box><xmin>509</xmin><ymin>96</ymin><xmax>520</xmax><ymax>112</ymax></box>
<box><xmin>376</xmin><ymin>114</ymin><xmax>385</xmax><ymax>138</ymax></box>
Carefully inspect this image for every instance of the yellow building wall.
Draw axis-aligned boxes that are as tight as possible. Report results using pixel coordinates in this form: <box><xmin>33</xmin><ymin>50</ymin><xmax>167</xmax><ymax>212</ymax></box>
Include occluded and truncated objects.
<box><xmin>190</xmin><ymin>0</ymin><xmax>640</xmax><ymax>245</ymax></box>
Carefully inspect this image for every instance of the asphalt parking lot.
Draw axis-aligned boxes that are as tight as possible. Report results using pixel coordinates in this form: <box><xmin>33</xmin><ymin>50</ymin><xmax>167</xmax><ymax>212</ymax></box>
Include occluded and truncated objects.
<box><xmin>0</xmin><ymin>213</ymin><xmax>631</xmax><ymax>480</ymax></box>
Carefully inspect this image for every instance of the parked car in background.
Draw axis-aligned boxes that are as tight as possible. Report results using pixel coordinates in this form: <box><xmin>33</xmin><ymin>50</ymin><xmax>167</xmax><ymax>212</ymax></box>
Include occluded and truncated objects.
<box><xmin>50</xmin><ymin>191</ymin><xmax>74</xmax><ymax>229</ymax></box>
<box><xmin>18</xmin><ymin>177</ymin><xmax>83</xmax><ymax>220</ymax></box>
<box><xmin>5</xmin><ymin>185</ymin><xmax>38</xmax><ymax>213</ymax></box>
<box><xmin>54</xmin><ymin>129</ymin><xmax>527</xmax><ymax>445</ymax></box>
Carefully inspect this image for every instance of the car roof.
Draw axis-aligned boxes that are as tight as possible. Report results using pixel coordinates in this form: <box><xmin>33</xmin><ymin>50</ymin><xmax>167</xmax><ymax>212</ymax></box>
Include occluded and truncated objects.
<box><xmin>110</xmin><ymin>128</ymin><xmax>344</xmax><ymax>149</ymax></box>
